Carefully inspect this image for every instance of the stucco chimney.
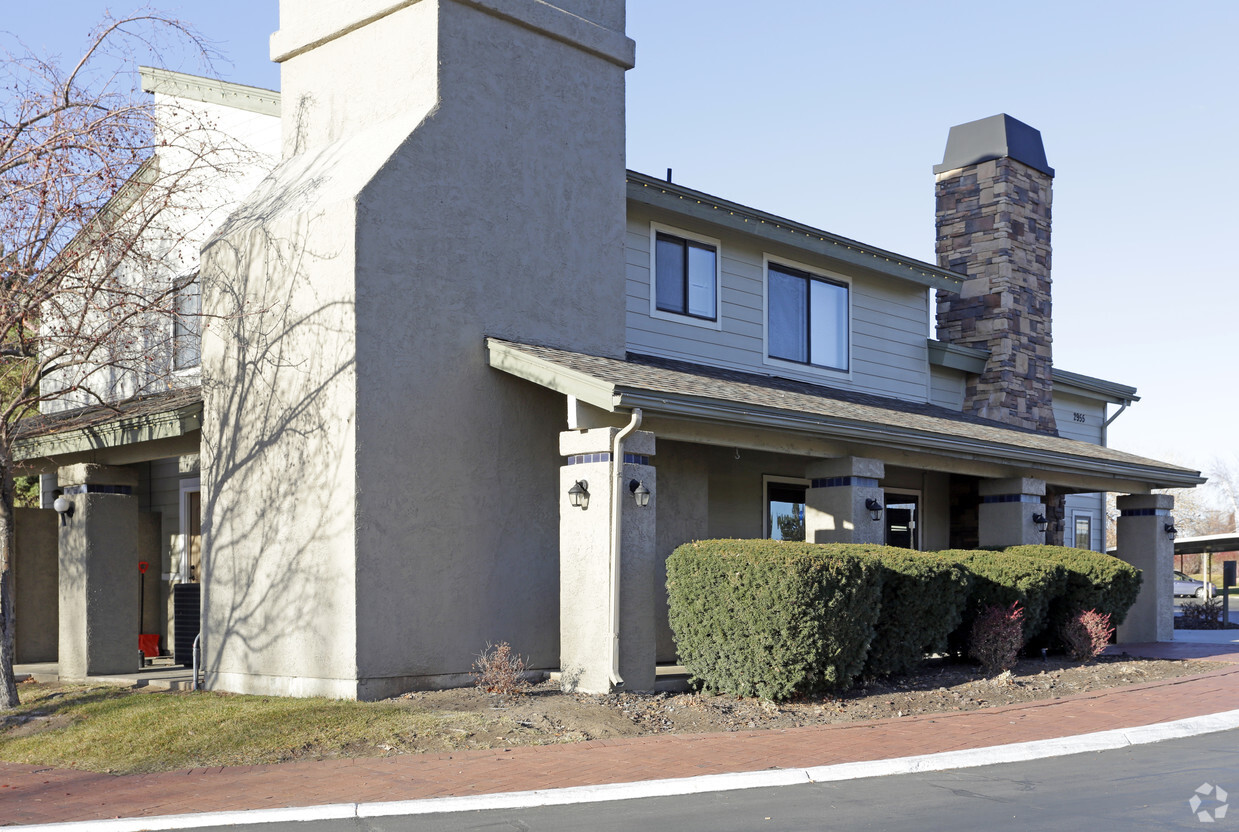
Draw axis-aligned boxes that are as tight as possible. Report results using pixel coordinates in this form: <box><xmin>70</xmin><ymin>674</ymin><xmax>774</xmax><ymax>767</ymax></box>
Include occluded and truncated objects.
<box><xmin>934</xmin><ymin>114</ymin><xmax>1057</xmax><ymax>434</ymax></box>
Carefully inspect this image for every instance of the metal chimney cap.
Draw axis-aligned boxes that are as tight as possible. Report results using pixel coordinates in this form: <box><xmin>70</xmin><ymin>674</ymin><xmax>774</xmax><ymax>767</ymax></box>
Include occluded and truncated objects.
<box><xmin>933</xmin><ymin>113</ymin><xmax>1054</xmax><ymax>177</ymax></box>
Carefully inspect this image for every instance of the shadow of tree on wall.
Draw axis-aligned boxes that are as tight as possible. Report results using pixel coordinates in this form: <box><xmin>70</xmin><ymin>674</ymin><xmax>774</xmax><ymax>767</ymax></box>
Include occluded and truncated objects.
<box><xmin>199</xmin><ymin>161</ymin><xmax>360</xmax><ymax>691</ymax></box>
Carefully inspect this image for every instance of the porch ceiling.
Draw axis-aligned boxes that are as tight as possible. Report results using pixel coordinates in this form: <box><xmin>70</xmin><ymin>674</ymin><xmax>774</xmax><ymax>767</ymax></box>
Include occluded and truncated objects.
<box><xmin>486</xmin><ymin>338</ymin><xmax>1203</xmax><ymax>492</ymax></box>
<box><xmin>13</xmin><ymin>387</ymin><xmax>202</xmax><ymax>466</ymax></box>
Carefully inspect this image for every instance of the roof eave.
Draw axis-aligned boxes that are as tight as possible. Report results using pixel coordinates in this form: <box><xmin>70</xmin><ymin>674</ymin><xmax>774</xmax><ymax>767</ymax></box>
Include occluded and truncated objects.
<box><xmin>626</xmin><ymin>172</ymin><xmax>965</xmax><ymax>293</ymax></box>
<box><xmin>611</xmin><ymin>388</ymin><xmax>1203</xmax><ymax>490</ymax></box>
<box><xmin>13</xmin><ymin>400</ymin><xmax>203</xmax><ymax>462</ymax></box>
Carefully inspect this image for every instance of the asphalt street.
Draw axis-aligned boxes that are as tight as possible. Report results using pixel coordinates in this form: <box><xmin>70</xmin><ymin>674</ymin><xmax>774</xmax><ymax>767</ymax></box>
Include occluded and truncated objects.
<box><xmin>199</xmin><ymin>727</ymin><xmax>1239</xmax><ymax>832</ymax></box>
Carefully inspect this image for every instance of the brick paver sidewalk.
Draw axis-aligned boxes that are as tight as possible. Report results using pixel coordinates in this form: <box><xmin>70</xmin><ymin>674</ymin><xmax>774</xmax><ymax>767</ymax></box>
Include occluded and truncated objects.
<box><xmin>3</xmin><ymin>641</ymin><xmax>1238</xmax><ymax>827</ymax></box>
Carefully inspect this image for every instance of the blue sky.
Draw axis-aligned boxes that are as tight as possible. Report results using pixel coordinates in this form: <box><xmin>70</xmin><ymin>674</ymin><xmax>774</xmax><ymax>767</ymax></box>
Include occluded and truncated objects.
<box><xmin>6</xmin><ymin>1</ymin><xmax>1238</xmax><ymax>480</ymax></box>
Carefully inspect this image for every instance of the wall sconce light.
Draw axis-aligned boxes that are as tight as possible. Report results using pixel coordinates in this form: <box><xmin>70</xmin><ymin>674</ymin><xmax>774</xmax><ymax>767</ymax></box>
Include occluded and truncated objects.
<box><xmin>865</xmin><ymin>498</ymin><xmax>883</xmax><ymax>522</ymax></box>
<box><xmin>53</xmin><ymin>495</ymin><xmax>74</xmax><ymax>526</ymax></box>
<box><xmin>568</xmin><ymin>480</ymin><xmax>590</xmax><ymax>510</ymax></box>
<box><xmin>629</xmin><ymin>479</ymin><xmax>651</xmax><ymax>508</ymax></box>
<box><xmin>1032</xmin><ymin>512</ymin><xmax>1049</xmax><ymax>533</ymax></box>
<box><xmin>1164</xmin><ymin>523</ymin><xmax>1178</xmax><ymax>540</ymax></box>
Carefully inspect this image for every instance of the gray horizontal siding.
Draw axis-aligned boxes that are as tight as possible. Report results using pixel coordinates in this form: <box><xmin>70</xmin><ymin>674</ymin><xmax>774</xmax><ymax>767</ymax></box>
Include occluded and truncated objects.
<box><xmin>1052</xmin><ymin>392</ymin><xmax>1105</xmax><ymax>445</ymax></box>
<box><xmin>1064</xmin><ymin>492</ymin><xmax>1104</xmax><ymax>552</ymax></box>
<box><xmin>625</xmin><ymin>211</ymin><xmax>931</xmax><ymax>403</ymax></box>
<box><xmin>929</xmin><ymin>366</ymin><xmax>966</xmax><ymax>410</ymax></box>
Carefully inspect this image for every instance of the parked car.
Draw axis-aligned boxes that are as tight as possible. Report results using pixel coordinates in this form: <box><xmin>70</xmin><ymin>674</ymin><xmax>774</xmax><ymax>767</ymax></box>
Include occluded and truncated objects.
<box><xmin>1174</xmin><ymin>570</ymin><xmax>1219</xmax><ymax>599</ymax></box>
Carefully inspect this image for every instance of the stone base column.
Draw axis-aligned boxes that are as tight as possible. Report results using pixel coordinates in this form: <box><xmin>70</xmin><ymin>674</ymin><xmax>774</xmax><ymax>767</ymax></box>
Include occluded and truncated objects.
<box><xmin>559</xmin><ymin>428</ymin><xmax>656</xmax><ymax>694</ymax></box>
<box><xmin>1115</xmin><ymin>493</ymin><xmax>1174</xmax><ymax>643</ymax></box>
<box><xmin>978</xmin><ymin>477</ymin><xmax>1047</xmax><ymax>548</ymax></box>
<box><xmin>57</xmin><ymin>464</ymin><xmax>139</xmax><ymax>679</ymax></box>
<box><xmin>805</xmin><ymin>457</ymin><xmax>885</xmax><ymax>545</ymax></box>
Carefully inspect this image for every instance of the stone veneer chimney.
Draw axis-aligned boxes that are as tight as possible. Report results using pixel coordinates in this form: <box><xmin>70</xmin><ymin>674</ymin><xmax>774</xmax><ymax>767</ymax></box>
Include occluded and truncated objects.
<box><xmin>934</xmin><ymin>114</ymin><xmax>1056</xmax><ymax>434</ymax></box>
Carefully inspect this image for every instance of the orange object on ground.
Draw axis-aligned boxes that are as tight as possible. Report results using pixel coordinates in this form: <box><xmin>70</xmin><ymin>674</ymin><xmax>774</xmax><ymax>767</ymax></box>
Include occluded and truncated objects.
<box><xmin>139</xmin><ymin>634</ymin><xmax>160</xmax><ymax>658</ymax></box>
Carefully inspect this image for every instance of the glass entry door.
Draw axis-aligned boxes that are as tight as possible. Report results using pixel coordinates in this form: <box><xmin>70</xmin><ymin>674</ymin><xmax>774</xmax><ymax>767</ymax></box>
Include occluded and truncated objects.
<box><xmin>885</xmin><ymin>493</ymin><xmax>920</xmax><ymax>549</ymax></box>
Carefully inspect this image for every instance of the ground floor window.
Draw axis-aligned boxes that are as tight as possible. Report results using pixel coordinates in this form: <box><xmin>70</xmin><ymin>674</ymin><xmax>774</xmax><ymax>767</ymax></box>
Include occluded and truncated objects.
<box><xmin>766</xmin><ymin>479</ymin><xmax>806</xmax><ymax>541</ymax></box>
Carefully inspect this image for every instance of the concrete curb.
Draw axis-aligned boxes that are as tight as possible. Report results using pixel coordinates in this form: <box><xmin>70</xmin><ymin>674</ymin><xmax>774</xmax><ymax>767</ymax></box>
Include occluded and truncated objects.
<box><xmin>17</xmin><ymin>709</ymin><xmax>1239</xmax><ymax>831</ymax></box>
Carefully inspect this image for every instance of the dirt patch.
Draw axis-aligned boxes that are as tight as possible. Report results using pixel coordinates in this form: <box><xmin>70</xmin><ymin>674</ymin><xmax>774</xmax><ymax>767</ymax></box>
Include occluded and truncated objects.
<box><xmin>390</xmin><ymin>655</ymin><xmax>1225</xmax><ymax>752</ymax></box>
<box><xmin>3</xmin><ymin>656</ymin><xmax>1226</xmax><ymax>770</ymax></box>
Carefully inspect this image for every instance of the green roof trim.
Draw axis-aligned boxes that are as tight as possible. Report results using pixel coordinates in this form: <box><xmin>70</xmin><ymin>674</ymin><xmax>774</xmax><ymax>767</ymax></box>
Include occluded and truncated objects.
<box><xmin>140</xmin><ymin>67</ymin><xmax>281</xmax><ymax>116</ymax></box>
<box><xmin>13</xmin><ymin>389</ymin><xmax>202</xmax><ymax>462</ymax></box>
<box><xmin>627</xmin><ymin>171</ymin><xmax>965</xmax><ymax>293</ymax></box>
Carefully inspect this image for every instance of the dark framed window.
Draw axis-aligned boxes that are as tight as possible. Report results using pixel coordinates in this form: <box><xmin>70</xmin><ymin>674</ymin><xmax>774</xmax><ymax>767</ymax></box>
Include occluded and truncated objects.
<box><xmin>655</xmin><ymin>232</ymin><xmax>717</xmax><ymax>320</ymax></box>
<box><xmin>767</xmin><ymin>262</ymin><xmax>848</xmax><ymax>371</ymax></box>
<box><xmin>173</xmin><ymin>272</ymin><xmax>201</xmax><ymax>370</ymax></box>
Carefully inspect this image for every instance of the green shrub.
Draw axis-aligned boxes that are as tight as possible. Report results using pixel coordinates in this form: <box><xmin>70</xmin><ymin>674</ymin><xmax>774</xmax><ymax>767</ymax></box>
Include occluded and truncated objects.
<box><xmin>665</xmin><ymin>539</ymin><xmax>883</xmax><ymax>700</ymax></box>
<box><xmin>1003</xmin><ymin>545</ymin><xmax>1142</xmax><ymax>633</ymax></box>
<box><xmin>823</xmin><ymin>546</ymin><xmax>970</xmax><ymax>678</ymax></box>
<box><xmin>940</xmin><ymin>549</ymin><xmax>1067</xmax><ymax>655</ymax></box>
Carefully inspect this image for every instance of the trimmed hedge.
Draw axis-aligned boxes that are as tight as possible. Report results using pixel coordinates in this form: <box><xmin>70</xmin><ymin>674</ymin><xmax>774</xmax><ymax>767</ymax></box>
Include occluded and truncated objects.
<box><xmin>1003</xmin><ymin>544</ymin><xmax>1143</xmax><ymax>636</ymax></box>
<box><xmin>823</xmin><ymin>545</ymin><xmax>970</xmax><ymax>677</ymax></box>
<box><xmin>940</xmin><ymin>549</ymin><xmax>1067</xmax><ymax>654</ymax></box>
<box><xmin>665</xmin><ymin>539</ymin><xmax>883</xmax><ymax>700</ymax></box>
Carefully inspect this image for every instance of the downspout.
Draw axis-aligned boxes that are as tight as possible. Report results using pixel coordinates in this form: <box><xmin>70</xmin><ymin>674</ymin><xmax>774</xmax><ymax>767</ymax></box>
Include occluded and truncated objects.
<box><xmin>1102</xmin><ymin>400</ymin><xmax>1130</xmax><ymax>448</ymax></box>
<box><xmin>608</xmin><ymin>407</ymin><xmax>642</xmax><ymax>689</ymax></box>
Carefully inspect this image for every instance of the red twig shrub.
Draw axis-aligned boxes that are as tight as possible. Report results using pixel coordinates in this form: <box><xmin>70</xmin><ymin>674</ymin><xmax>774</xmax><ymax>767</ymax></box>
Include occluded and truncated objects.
<box><xmin>472</xmin><ymin>642</ymin><xmax>531</xmax><ymax>696</ymax></box>
<box><xmin>1060</xmin><ymin>609</ymin><xmax>1114</xmax><ymax>661</ymax></box>
<box><xmin>969</xmin><ymin>603</ymin><xmax>1025</xmax><ymax>674</ymax></box>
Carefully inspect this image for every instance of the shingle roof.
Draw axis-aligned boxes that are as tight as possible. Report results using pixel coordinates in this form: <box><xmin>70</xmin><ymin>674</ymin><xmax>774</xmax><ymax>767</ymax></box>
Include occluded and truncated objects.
<box><xmin>487</xmin><ymin>338</ymin><xmax>1201</xmax><ymax>487</ymax></box>
<box><xmin>15</xmin><ymin>386</ymin><xmax>202</xmax><ymax>442</ymax></box>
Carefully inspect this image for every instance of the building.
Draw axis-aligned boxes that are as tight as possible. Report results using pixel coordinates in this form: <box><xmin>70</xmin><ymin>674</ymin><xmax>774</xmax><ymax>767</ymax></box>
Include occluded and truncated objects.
<box><xmin>12</xmin><ymin>0</ymin><xmax>1202</xmax><ymax>698</ymax></box>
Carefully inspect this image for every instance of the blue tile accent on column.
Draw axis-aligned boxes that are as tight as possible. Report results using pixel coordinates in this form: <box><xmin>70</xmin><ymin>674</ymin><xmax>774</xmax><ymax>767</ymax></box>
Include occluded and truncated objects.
<box><xmin>61</xmin><ymin>484</ymin><xmax>134</xmax><ymax>495</ymax></box>
<box><xmin>980</xmin><ymin>494</ymin><xmax>1042</xmax><ymax>504</ymax></box>
<box><xmin>565</xmin><ymin>453</ymin><xmax>654</xmax><ymax>466</ymax></box>
<box><xmin>565</xmin><ymin>453</ymin><xmax>612</xmax><ymax>465</ymax></box>
<box><xmin>1119</xmin><ymin>508</ymin><xmax>1170</xmax><ymax>516</ymax></box>
<box><xmin>809</xmin><ymin>477</ymin><xmax>879</xmax><ymax>489</ymax></box>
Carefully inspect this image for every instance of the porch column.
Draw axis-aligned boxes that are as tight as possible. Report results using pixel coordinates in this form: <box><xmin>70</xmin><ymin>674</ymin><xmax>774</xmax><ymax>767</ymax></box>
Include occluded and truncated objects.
<box><xmin>978</xmin><ymin>477</ymin><xmax>1046</xmax><ymax>548</ymax></box>
<box><xmin>1115</xmin><ymin>493</ymin><xmax>1174</xmax><ymax>643</ymax></box>
<box><xmin>805</xmin><ymin>456</ymin><xmax>885</xmax><ymax>545</ymax></box>
<box><xmin>559</xmin><ymin>427</ymin><xmax>656</xmax><ymax>694</ymax></box>
<box><xmin>57</xmin><ymin>464</ymin><xmax>139</xmax><ymax>679</ymax></box>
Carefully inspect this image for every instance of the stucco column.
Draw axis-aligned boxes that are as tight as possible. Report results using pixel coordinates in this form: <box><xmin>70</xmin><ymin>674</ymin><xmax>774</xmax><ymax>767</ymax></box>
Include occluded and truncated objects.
<box><xmin>978</xmin><ymin>477</ymin><xmax>1047</xmax><ymax>548</ymax></box>
<box><xmin>559</xmin><ymin>427</ymin><xmax>656</xmax><ymax>694</ymax></box>
<box><xmin>56</xmin><ymin>464</ymin><xmax>140</xmax><ymax>679</ymax></box>
<box><xmin>1115</xmin><ymin>493</ymin><xmax>1174</xmax><ymax>643</ymax></box>
<box><xmin>805</xmin><ymin>457</ymin><xmax>885</xmax><ymax>545</ymax></box>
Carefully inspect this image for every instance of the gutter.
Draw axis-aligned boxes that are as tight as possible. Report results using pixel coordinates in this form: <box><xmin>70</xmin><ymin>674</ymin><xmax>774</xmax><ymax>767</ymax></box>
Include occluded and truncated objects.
<box><xmin>608</xmin><ymin>408</ymin><xmax>641</xmax><ymax>689</ymax></box>
<box><xmin>613</xmin><ymin>391</ymin><xmax>1204</xmax><ymax>489</ymax></box>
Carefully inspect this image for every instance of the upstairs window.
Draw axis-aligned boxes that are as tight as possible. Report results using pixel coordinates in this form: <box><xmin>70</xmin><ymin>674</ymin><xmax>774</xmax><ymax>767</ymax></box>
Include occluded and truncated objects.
<box><xmin>767</xmin><ymin>262</ymin><xmax>849</xmax><ymax>372</ymax></box>
<box><xmin>652</xmin><ymin>228</ymin><xmax>719</xmax><ymax>324</ymax></box>
<box><xmin>172</xmin><ymin>272</ymin><xmax>201</xmax><ymax>370</ymax></box>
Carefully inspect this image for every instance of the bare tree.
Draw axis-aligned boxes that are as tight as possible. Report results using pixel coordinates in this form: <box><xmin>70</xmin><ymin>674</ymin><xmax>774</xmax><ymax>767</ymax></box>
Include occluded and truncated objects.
<box><xmin>0</xmin><ymin>13</ymin><xmax>250</xmax><ymax>709</ymax></box>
